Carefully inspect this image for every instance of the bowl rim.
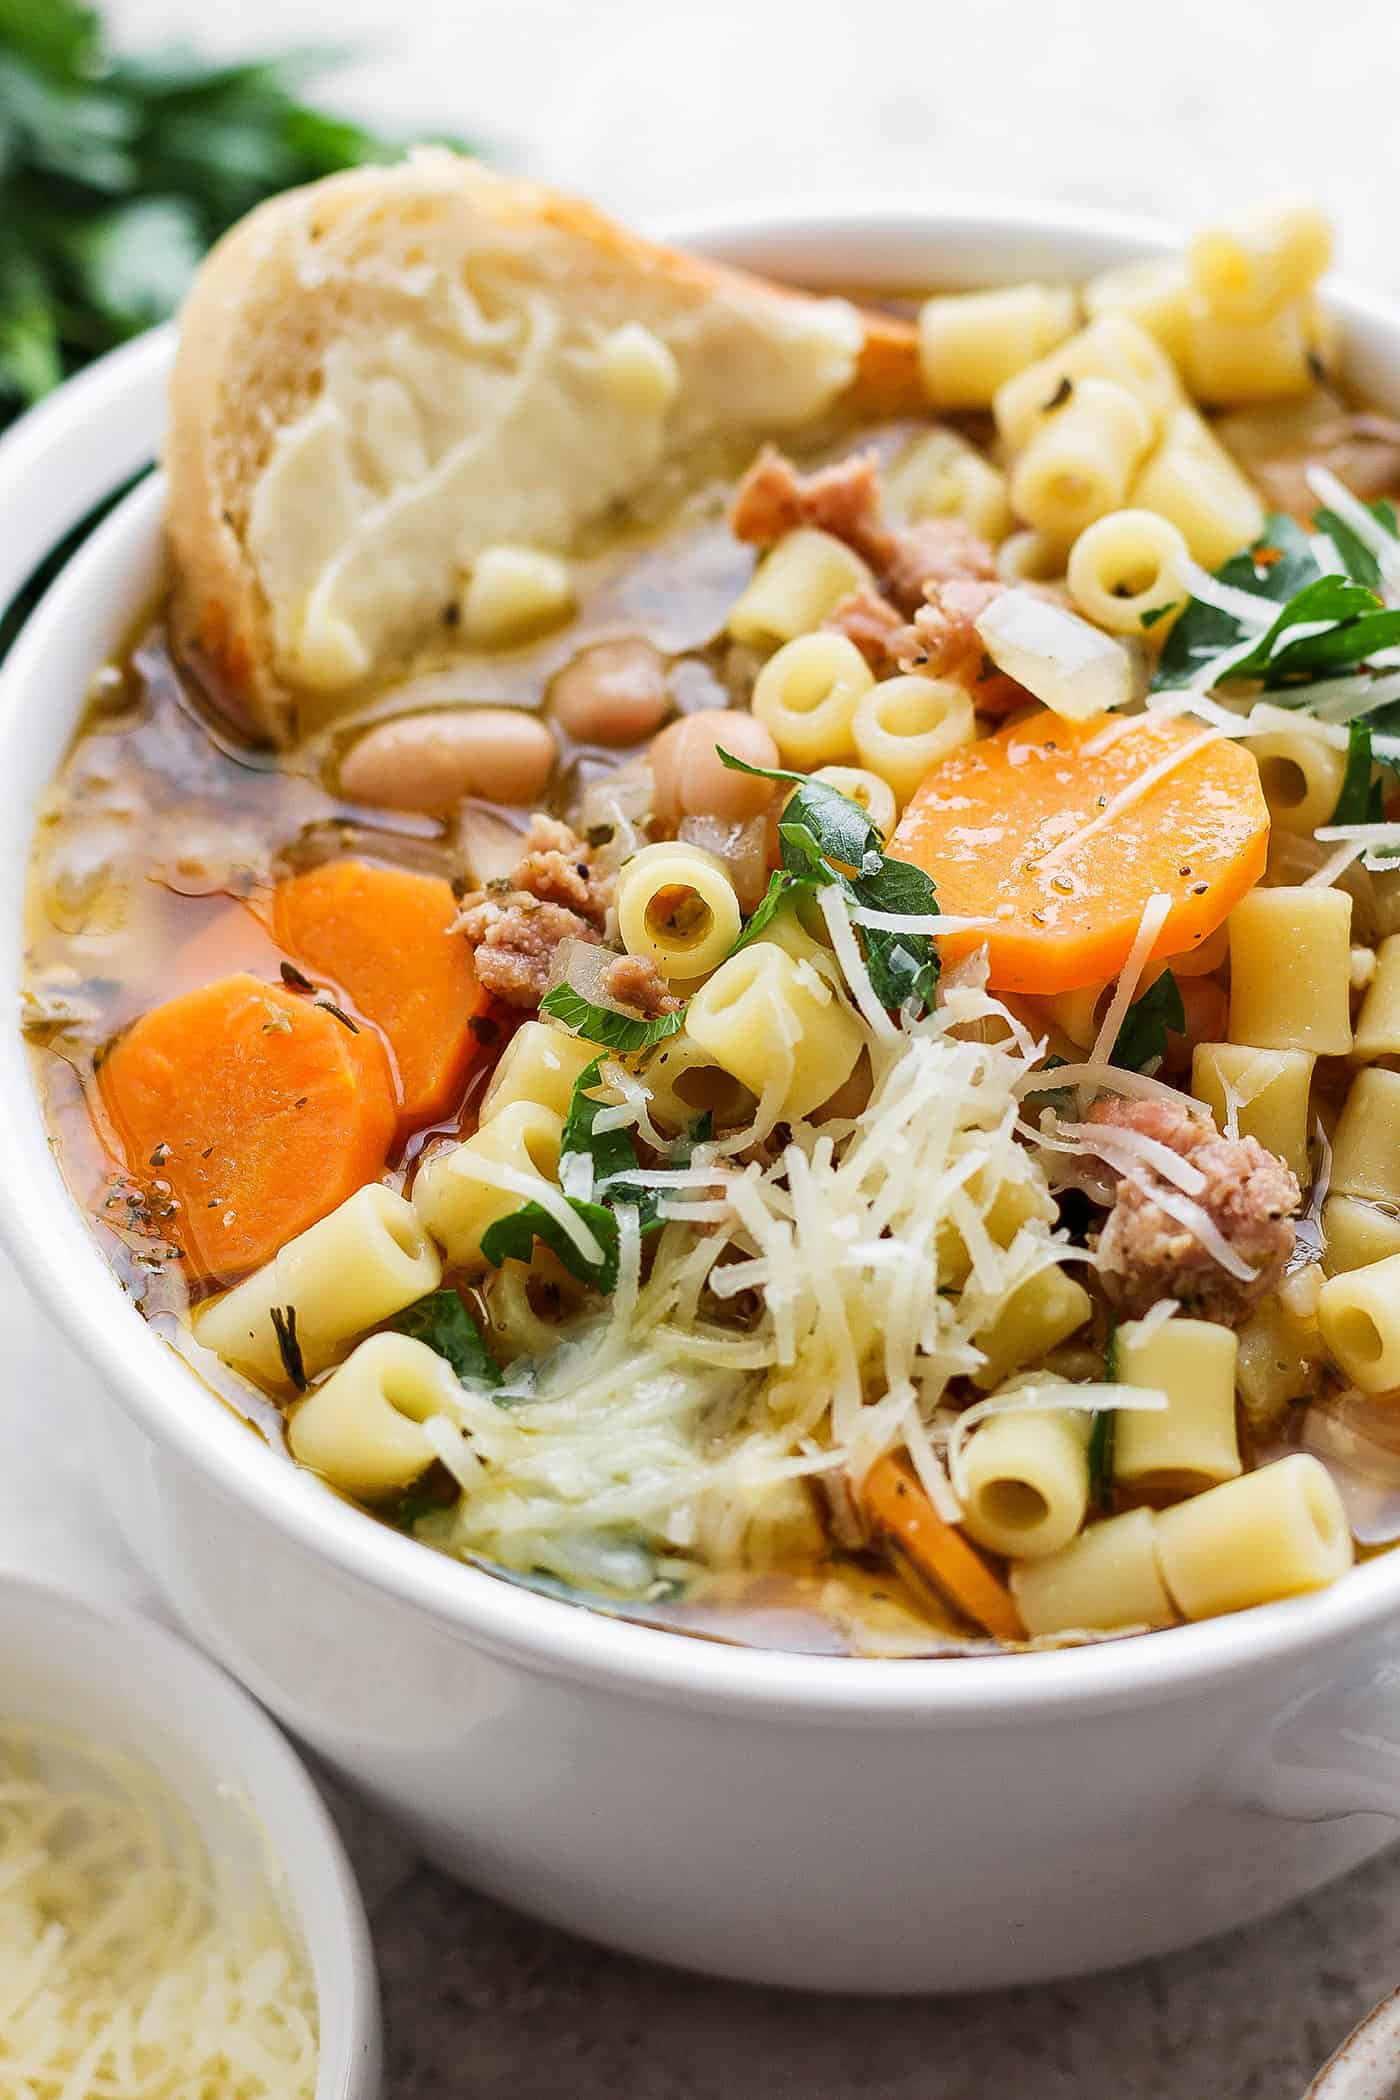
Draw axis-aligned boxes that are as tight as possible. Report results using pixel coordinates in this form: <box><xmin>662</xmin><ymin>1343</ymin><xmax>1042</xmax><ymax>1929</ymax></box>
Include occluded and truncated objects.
<box><xmin>0</xmin><ymin>1568</ymin><xmax>379</xmax><ymax>2095</ymax></box>
<box><xmin>5</xmin><ymin>193</ymin><xmax>1400</xmax><ymax>1727</ymax></box>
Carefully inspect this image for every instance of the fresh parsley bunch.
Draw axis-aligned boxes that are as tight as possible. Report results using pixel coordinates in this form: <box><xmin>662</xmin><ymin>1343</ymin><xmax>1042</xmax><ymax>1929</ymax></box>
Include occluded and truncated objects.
<box><xmin>0</xmin><ymin>0</ymin><xmax>464</xmax><ymax>429</ymax></box>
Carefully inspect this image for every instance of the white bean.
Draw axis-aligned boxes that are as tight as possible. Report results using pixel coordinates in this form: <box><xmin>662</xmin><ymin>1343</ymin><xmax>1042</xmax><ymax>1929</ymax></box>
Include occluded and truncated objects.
<box><xmin>550</xmin><ymin>639</ymin><xmax>671</xmax><ymax>745</ymax></box>
<box><xmin>648</xmin><ymin>710</ymin><xmax>779</xmax><ymax>828</ymax></box>
<box><xmin>339</xmin><ymin>709</ymin><xmax>556</xmax><ymax>816</ymax></box>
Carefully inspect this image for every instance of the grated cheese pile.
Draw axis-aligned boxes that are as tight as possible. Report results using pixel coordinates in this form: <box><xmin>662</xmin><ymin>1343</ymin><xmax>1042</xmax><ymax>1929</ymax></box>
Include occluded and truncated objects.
<box><xmin>421</xmin><ymin>934</ymin><xmax>1081</xmax><ymax>1578</ymax></box>
<box><xmin>0</xmin><ymin>1725</ymin><xmax>317</xmax><ymax>2100</ymax></box>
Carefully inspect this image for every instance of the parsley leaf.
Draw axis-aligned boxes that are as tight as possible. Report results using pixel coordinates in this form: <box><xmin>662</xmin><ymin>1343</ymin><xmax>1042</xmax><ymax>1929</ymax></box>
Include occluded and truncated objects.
<box><xmin>479</xmin><ymin>1057</ymin><xmax>665</xmax><ymax>1294</ymax></box>
<box><xmin>1153</xmin><ymin>514</ymin><xmax>1320</xmax><ymax>692</ymax></box>
<box><xmin>852</xmin><ymin>851</ymin><xmax>942</xmax><ymax>1013</ymax></box>
<box><xmin>729</xmin><ymin>867</ymin><xmax>827</xmax><ymax>954</ymax></box>
<box><xmin>480</xmin><ymin>1193</ymin><xmax>620</xmax><ymax>1293</ymax></box>
<box><xmin>1331</xmin><ymin>720</ymin><xmax>1387</xmax><ymax>825</ymax></box>
<box><xmin>1111</xmin><ymin>970</ymin><xmax>1184</xmax><ymax>1072</ymax></box>
<box><xmin>560</xmin><ymin>1057</ymin><xmax>661</xmax><ymax>1230</ymax></box>
<box><xmin>539</xmin><ymin>979</ymin><xmax>685</xmax><ymax>1052</ymax></box>
<box><xmin>719</xmin><ymin>749</ymin><xmax>941</xmax><ymax>1014</ymax></box>
<box><xmin>390</xmin><ymin>1287</ymin><xmax>501</xmax><ymax>1389</ymax></box>
<box><xmin>1314</xmin><ymin>500</ymin><xmax>1400</xmax><ymax>591</ymax></box>
<box><xmin>1154</xmin><ymin>506</ymin><xmax>1400</xmax><ymax>696</ymax></box>
<box><xmin>1086</xmin><ymin>1320</ymin><xmax>1119</xmax><ymax>1513</ymax></box>
<box><xmin>0</xmin><ymin>5</ymin><xmax>471</xmax><ymax>432</ymax></box>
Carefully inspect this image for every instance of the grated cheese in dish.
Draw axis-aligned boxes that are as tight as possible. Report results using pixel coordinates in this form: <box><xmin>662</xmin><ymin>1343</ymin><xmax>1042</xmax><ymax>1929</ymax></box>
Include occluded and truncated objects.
<box><xmin>0</xmin><ymin>1725</ymin><xmax>317</xmax><ymax>2100</ymax></box>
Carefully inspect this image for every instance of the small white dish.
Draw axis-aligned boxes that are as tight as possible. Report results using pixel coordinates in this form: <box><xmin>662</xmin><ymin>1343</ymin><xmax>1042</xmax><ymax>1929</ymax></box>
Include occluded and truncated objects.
<box><xmin>1310</xmin><ymin>1992</ymin><xmax>1400</xmax><ymax>2100</ymax></box>
<box><xmin>0</xmin><ymin>1572</ymin><xmax>381</xmax><ymax>2098</ymax></box>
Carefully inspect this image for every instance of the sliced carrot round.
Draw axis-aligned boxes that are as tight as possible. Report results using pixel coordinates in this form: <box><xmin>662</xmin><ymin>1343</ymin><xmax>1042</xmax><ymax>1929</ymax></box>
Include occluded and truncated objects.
<box><xmin>890</xmin><ymin>709</ymin><xmax>1269</xmax><ymax>994</ymax></box>
<box><xmin>98</xmin><ymin>972</ymin><xmax>396</xmax><ymax>1285</ymax></box>
<box><xmin>273</xmin><ymin>860</ymin><xmax>490</xmax><ymax>1129</ymax></box>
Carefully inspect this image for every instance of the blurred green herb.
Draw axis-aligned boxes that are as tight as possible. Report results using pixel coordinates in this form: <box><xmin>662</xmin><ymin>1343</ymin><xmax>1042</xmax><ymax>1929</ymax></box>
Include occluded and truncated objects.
<box><xmin>0</xmin><ymin>0</ymin><xmax>468</xmax><ymax>429</ymax></box>
<box><xmin>1111</xmin><ymin>968</ymin><xmax>1184</xmax><ymax>1073</ymax></box>
<box><xmin>1331</xmin><ymin>720</ymin><xmax>1387</xmax><ymax>825</ymax></box>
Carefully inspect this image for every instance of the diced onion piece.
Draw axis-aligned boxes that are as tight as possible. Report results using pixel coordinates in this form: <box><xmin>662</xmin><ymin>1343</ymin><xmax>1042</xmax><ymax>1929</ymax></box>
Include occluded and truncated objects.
<box><xmin>455</xmin><ymin>801</ymin><xmax>529</xmax><ymax>887</ymax></box>
<box><xmin>974</xmin><ymin>589</ymin><xmax>1137</xmax><ymax>720</ymax></box>
<box><xmin>678</xmin><ymin>812</ymin><xmax>770</xmax><ymax>912</ymax></box>
<box><xmin>545</xmin><ymin>936</ymin><xmax>630</xmax><ymax>1013</ymax></box>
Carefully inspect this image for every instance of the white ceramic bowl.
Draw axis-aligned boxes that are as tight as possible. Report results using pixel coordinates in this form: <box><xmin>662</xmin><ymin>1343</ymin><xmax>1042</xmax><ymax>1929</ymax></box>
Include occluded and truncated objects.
<box><xmin>6</xmin><ymin>201</ymin><xmax>1400</xmax><ymax>1995</ymax></box>
<box><xmin>0</xmin><ymin>1573</ymin><xmax>380</xmax><ymax>2094</ymax></box>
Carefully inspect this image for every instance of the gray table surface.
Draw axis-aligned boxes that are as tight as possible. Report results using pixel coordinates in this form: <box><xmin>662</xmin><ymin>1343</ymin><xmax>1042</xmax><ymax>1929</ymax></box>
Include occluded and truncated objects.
<box><xmin>26</xmin><ymin>0</ymin><xmax>1400</xmax><ymax>2088</ymax></box>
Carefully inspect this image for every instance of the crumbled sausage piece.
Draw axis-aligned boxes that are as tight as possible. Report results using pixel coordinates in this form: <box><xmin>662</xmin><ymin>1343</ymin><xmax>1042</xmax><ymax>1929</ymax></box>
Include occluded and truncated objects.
<box><xmin>602</xmin><ymin>954</ymin><xmax>683</xmax><ymax>1018</ymax></box>
<box><xmin>504</xmin><ymin>814</ymin><xmax>608</xmax><ymax>925</ymax></box>
<box><xmin>730</xmin><ymin>445</ymin><xmax>888</xmax><ymax>560</ymax></box>
<box><xmin>458</xmin><ymin>897</ymin><xmax>602</xmax><ymax>1009</ymax></box>
<box><xmin>880</xmin><ymin>518</ymin><xmax>997</xmax><ymax>614</ymax></box>
<box><xmin>898</xmin><ymin>579</ymin><xmax>1031</xmax><ymax>715</ymax></box>
<box><xmin>823</xmin><ymin>586</ymin><xmax>908</xmax><ymax>669</ymax></box>
<box><xmin>1088</xmin><ymin>1096</ymin><xmax>1300</xmax><ymax>1325</ymax></box>
<box><xmin>730</xmin><ymin>446</ymin><xmax>997</xmax><ymax>616</ymax></box>
<box><xmin>454</xmin><ymin>815</ymin><xmax>609</xmax><ymax>1008</ymax></box>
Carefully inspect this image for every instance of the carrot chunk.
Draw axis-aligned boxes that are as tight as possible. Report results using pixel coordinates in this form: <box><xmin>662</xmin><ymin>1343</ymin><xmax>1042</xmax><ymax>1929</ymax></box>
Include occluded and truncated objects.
<box><xmin>890</xmin><ymin>709</ymin><xmax>1269</xmax><ymax>994</ymax></box>
<box><xmin>98</xmin><ymin>972</ymin><xmax>396</xmax><ymax>1285</ymax></box>
<box><xmin>864</xmin><ymin>1454</ymin><xmax>1026</xmax><ymax>1643</ymax></box>
<box><xmin>272</xmin><ymin>860</ymin><xmax>490</xmax><ymax>1129</ymax></box>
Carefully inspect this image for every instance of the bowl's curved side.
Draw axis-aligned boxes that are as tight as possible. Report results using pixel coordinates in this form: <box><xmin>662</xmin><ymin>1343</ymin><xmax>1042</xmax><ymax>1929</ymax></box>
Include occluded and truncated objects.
<box><xmin>0</xmin><ymin>1573</ymin><xmax>380</xmax><ymax>2098</ymax></box>
<box><xmin>1</xmin><ymin>201</ymin><xmax>1400</xmax><ymax>1730</ymax></box>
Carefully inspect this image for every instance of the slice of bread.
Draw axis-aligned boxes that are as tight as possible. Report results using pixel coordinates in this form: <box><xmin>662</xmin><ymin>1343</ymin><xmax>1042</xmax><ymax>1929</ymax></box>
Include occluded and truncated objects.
<box><xmin>165</xmin><ymin>152</ymin><xmax>923</xmax><ymax>745</ymax></box>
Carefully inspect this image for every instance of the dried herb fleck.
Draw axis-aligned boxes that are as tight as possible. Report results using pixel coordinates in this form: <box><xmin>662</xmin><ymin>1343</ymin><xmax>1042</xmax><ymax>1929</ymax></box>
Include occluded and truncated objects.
<box><xmin>270</xmin><ymin>1305</ymin><xmax>307</xmax><ymax>1391</ymax></box>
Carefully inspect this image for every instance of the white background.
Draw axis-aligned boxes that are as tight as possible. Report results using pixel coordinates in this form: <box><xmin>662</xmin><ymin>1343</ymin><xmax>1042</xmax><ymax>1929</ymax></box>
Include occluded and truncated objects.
<box><xmin>6</xmin><ymin>1</ymin><xmax>1400</xmax><ymax>2090</ymax></box>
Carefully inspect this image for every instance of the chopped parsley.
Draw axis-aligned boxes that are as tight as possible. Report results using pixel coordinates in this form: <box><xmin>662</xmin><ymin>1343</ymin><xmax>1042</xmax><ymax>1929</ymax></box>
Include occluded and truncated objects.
<box><xmin>1331</xmin><ymin>720</ymin><xmax>1386</xmax><ymax>825</ymax></box>
<box><xmin>480</xmin><ymin>1056</ymin><xmax>682</xmax><ymax>1293</ymax></box>
<box><xmin>539</xmin><ymin>980</ymin><xmax>685</xmax><ymax>1052</ymax></box>
<box><xmin>1087</xmin><ymin>1321</ymin><xmax>1118</xmax><ymax>1512</ymax></box>
<box><xmin>1154</xmin><ymin>507</ymin><xmax>1400</xmax><ymax>695</ymax></box>
<box><xmin>1111</xmin><ymin>970</ymin><xmax>1184</xmax><ymax>1073</ymax></box>
<box><xmin>389</xmin><ymin>1287</ymin><xmax>500</xmax><ymax>1389</ymax></box>
<box><xmin>720</xmin><ymin>753</ymin><xmax>940</xmax><ymax>1014</ymax></box>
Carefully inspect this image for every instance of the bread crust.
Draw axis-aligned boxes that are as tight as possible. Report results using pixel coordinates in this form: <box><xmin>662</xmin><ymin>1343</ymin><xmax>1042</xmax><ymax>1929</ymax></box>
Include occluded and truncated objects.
<box><xmin>165</xmin><ymin>155</ymin><xmax>922</xmax><ymax>746</ymax></box>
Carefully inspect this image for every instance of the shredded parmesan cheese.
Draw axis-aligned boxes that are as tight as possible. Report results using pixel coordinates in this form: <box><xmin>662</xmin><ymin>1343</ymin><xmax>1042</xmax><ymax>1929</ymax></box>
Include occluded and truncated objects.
<box><xmin>1176</xmin><ymin>558</ymin><xmax>1277</xmax><ymax>631</ymax></box>
<box><xmin>0</xmin><ymin>1726</ymin><xmax>317</xmax><ymax>2100</ymax></box>
<box><xmin>424</xmin><ymin>990</ymin><xmax>1079</xmax><ymax>1587</ymax></box>
<box><xmin>1307</xmin><ymin>466</ymin><xmax>1400</xmax><ymax>603</ymax></box>
<box><xmin>1079</xmin><ymin>890</ymin><xmax>1174</xmax><ymax>1112</ymax></box>
<box><xmin>1303</xmin><ymin>838</ymin><xmax>1365</xmax><ymax>888</ymax></box>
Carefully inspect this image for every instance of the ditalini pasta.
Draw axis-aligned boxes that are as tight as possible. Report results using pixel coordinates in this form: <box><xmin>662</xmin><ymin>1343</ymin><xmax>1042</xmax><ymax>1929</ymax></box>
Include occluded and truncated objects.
<box><xmin>194</xmin><ymin>1184</ymin><xmax>442</xmax><ymax>1385</ymax></box>
<box><xmin>727</xmin><ymin>528</ymin><xmax>872</xmax><ymax>648</ymax></box>
<box><xmin>751</xmin><ymin>630</ymin><xmax>872</xmax><ymax>768</ymax></box>
<box><xmin>289</xmin><ymin>1331</ymin><xmax>463</xmax><ymax>1497</ymax></box>
<box><xmin>917</xmin><ymin>283</ymin><xmax>1080</xmax><ymax>410</ymax></box>
<box><xmin>1010</xmin><ymin>1507</ymin><xmax>1177</xmax><ymax>1636</ymax></box>
<box><xmin>1227</xmin><ymin>886</ymin><xmax>1354</xmax><ymax>1055</ymax></box>
<box><xmin>1190</xmin><ymin>1044</ymin><xmax>1314</xmax><ymax>1184</ymax></box>
<box><xmin>615</xmin><ymin>841</ymin><xmax>743</xmax><ymax>981</ymax></box>
<box><xmin>413</xmin><ymin>1101</ymin><xmax>565</xmax><ymax>1270</ymax></box>
<box><xmin>28</xmin><ymin>177</ymin><xmax>1400</xmax><ymax>1658</ymax></box>
<box><xmin>1112</xmin><ymin>1318</ymin><xmax>1241</xmax><ymax>1493</ymax></box>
